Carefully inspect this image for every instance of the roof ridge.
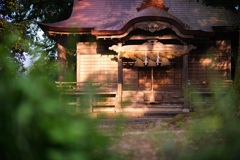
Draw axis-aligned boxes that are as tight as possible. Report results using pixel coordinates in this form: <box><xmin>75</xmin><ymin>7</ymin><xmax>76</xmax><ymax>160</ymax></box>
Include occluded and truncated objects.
<box><xmin>137</xmin><ymin>0</ymin><xmax>168</xmax><ymax>11</ymax></box>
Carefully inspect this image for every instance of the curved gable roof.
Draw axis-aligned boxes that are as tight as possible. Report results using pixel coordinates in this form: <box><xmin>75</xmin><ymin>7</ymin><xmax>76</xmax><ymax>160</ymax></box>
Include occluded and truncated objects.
<box><xmin>39</xmin><ymin>0</ymin><xmax>239</xmax><ymax>35</ymax></box>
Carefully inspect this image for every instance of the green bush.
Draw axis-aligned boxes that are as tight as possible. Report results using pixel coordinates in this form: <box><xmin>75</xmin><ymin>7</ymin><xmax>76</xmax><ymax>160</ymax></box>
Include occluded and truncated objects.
<box><xmin>0</xmin><ymin>31</ymin><xmax>122</xmax><ymax>160</ymax></box>
<box><xmin>156</xmin><ymin>81</ymin><xmax>240</xmax><ymax>160</ymax></box>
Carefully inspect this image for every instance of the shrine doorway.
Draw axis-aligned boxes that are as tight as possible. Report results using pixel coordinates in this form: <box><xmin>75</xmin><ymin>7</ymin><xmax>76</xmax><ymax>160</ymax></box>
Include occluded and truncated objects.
<box><xmin>122</xmin><ymin>56</ymin><xmax>184</xmax><ymax>105</ymax></box>
<box><xmin>138</xmin><ymin>58</ymin><xmax>182</xmax><ymax>91</ymax></box>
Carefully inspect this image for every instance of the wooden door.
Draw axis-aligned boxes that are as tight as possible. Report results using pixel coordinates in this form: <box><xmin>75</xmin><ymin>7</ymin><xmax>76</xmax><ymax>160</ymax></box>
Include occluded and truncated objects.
<box><xmin>138</xmin><ymin>57</ymin><xmax>182</xmax><ymax>91</ymax></box>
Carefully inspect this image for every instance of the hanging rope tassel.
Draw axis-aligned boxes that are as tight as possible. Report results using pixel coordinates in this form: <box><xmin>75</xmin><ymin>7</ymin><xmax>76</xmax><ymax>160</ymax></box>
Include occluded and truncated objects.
<box><xmin>144</xmin><ymin>51</ymin><xmax>148</xmax><ymax>66</ymax></box>
<box><xmin>156</xmin><ymin>53</ymin><xmax>160</xmax><ymax>66</ymax></box>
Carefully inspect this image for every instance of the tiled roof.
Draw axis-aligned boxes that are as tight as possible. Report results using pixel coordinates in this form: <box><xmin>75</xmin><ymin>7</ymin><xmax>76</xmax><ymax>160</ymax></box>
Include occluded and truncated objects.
<box><xmin>39</xmin><ymin>0</ymin><xmax>239</xmax><ymax>33</ymax></box>
<box><xmin>167</xmin><ymin>0</ymin><xmax>238</xmax><ymax>31</ymax></box>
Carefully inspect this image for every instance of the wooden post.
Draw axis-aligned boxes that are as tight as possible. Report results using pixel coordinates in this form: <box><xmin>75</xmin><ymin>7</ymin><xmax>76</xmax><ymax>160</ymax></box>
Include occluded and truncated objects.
<box><xmin>150</xmin><ymin>67</ymin><xmax>155</xmax><ymax>103</ymax></box>
<box><xmin>116</xmin><ymin>52</ymin><xmax>123</xmax><ymax>112</ymax></box>
<box><xmin>76</xmin><ymin>43</ymin><xmax>81</xmax><ymax>87</ymax></box>
<box><xmin>76</xmin><ymin>43</ymin><xmax>81</xmax><ymax>113</ymax></box>
<box><xmin>182</xmin><ymin>54</ymin><xmax>190</xmax><ymax>112</ymax></box>
<box><xmin>57</xmin><ymin>43</ymin><xmax>67</xmax><ymax>81</ymax></box>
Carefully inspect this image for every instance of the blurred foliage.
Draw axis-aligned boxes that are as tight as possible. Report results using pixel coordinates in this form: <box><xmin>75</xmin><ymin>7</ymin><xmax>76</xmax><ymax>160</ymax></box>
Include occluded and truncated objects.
<box><xmin>0</xmin><ymin>30</ymin><xmax>122</xmax><ymax>160</ymax></box>
<box><xmin>155</xmin><ymin>79</ymin><xmax>240</xmax><ymax>160</ymax></box>
<box><xmin>179</xmin><ymin>89</ymin><xmax>240</xmax><ymax>160</ymax></box>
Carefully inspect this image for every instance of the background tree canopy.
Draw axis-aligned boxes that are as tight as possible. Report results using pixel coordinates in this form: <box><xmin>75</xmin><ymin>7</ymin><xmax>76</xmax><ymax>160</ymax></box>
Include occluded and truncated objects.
<box><xmin>0</xmin><ymin>0</ymin><xmax>73</xmax><ymax>23</ymax></box>
<box><xmin>202</xmin><ymin>0</ymin><xmax>240</xmax><ymax>11</ymax></box>
<box><xmin>0</xmin><ymin>0</ymin><xmax>73</xmax><ymax>71</ymax></box>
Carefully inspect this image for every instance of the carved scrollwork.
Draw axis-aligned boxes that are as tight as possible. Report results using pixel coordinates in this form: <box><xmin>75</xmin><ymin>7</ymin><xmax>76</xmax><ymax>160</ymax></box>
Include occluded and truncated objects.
<box><xmin>135</xmin><ymin>21</ymin><xmax>169</xmax><ymax>33</ymax></box>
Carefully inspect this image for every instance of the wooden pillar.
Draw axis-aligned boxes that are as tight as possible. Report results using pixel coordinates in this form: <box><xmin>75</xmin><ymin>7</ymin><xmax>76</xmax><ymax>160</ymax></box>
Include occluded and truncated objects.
<box><xmin>76</xmin><ymin>43</ymin><xmax>81</xmax><ymax>113</ymax></box>
<box><xmin>57</xmin><ymin>43</ymin><xmax>67</xmax><ymax>81</ymax></box>
<box><xmin>150</xmin><ymin>67</ymin><xmax>155</xmax><ymax>103</ymax></box>
<box><xmin>76</xmin><ymin>43</ymin><xmax>81</xmax><ymax>86</ymax></box>
<box><xmin>116</xmin><ymin>54</ymin><xmax>123</xmax><ymax>112</ymax></box>
<box><xmin>182</xmin><ymin>54</ymin><xmax>190</xmax><ymax>112</ymax></box>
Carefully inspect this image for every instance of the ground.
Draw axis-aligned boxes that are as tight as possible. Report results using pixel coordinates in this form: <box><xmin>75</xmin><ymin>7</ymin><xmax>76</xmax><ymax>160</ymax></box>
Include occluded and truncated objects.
<box><xmin>97</xmin><ymin>116</ymin><xmax>189</xmax><ymax>160</ymax></box>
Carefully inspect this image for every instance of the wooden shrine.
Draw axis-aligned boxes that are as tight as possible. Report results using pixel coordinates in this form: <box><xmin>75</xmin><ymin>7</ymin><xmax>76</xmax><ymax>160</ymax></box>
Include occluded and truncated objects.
<box><xmin>39</xmin><ymin>0</ymin><xmax>238</xmax><ymax>116</ymax></box>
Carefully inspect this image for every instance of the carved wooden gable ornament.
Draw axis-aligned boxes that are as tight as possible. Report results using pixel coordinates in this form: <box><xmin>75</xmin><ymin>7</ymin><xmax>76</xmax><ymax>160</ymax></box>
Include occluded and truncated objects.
<box><xmin>137</xmin><ymin>0</ymin><xmax>168</xmax><ymax>11</ymax></box>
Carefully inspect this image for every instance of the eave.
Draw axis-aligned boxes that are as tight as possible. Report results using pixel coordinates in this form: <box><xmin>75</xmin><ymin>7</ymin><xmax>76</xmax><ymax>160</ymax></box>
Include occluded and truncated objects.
<box><xmin>38</xmin><ymin>23</ymin><xmax>92</xmax><ymax>36</ymax></box>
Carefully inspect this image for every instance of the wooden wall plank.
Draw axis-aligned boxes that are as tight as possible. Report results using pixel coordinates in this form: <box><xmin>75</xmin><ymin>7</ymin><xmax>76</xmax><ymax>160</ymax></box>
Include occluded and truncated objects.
<box><xmin>76</xmin><ymin>42</ymin><xmax>118</xmax><ymax>86</ymax></box>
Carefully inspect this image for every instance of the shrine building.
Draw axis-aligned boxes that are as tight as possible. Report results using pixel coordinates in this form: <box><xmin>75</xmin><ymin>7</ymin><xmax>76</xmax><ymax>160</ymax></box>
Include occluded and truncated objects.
<box><xmin>39</xmin><ymin>0</ymin><xmax>238</xmax><ymax>116</ymax></box>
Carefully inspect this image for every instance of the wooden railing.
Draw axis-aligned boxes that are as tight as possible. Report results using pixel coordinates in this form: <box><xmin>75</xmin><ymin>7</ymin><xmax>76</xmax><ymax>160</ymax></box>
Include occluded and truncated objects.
<box><xmin>55</xmin><ymin>81</ymin><xmax>117</xmax><ymax>93</ymax></box>
<box><xmin>56</xmin><ymin>82</ymin><xmax>118</xmax><ymax>112</ymax></box>
<box><xmin>188</xmin><ymin>80</ymin><xmax>233</xmax><ymax>109</ymax></box>
<box><xmin>188</xmin><ymin>80</ymin><xmax>232</xmax><ymax>93</ymax></box>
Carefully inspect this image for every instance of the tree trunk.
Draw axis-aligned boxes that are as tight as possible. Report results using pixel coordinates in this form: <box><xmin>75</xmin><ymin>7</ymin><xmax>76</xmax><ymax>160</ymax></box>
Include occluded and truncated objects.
<box><xmin>233</xmin><ymin>52</ymin><xmax>240</xmax><ymax>93</ymax></box>
<box><xmin>233</xmin><ymin>32</ymin><xmax>240</xmax><ymax>94</ymax></box>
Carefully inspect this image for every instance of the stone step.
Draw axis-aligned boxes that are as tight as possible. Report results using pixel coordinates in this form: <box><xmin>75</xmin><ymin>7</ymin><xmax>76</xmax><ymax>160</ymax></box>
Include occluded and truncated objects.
<box><xmin>124</xmin><ymin>101</ymin><xmax>183</xmax><ymax>106</ymax></box>
<box><xmin>92</xmin><ymin>106</ymin><xmax>183</xmax><ymax>113</ymax></box>
<box><xmin>144</xmin><ymin>104</ymin><xmax>183</xmax><ymax>108</ymax></box>
<box><xmin>122</xmin><ymin>107</ymin><xmax>182</xmax><ymax>113</ymax></box>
